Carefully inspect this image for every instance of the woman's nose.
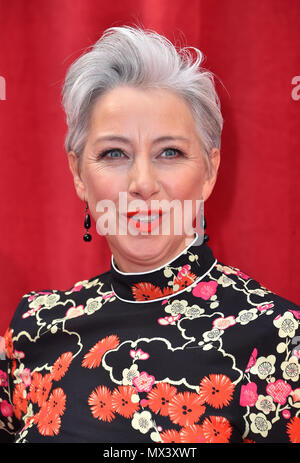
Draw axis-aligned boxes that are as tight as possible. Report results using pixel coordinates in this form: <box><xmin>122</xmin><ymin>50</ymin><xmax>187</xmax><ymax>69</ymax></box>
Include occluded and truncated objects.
<box><xmin>128</xmin><ymin>156</ymin><xmax>160</xmax><ymax>200</ymax></box>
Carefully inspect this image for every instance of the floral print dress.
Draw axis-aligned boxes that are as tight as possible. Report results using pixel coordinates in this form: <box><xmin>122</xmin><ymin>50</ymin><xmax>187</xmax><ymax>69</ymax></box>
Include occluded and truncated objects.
<box><xmin>0</xmin><ymin>233</ymin><xmax>299</xmax><ymax>443</ymax></box>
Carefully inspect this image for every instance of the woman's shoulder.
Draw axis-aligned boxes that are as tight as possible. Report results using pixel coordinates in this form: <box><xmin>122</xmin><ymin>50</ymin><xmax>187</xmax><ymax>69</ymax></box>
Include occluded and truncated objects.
<box><xmin>8</xmin><ymin>270</ymin><xmax>113</xmax><ymax>333</ymax></box>
<box><xmin>214</xmin><ymin>260</ymin><xmax>299</xmax><ymax>308</ymax></box>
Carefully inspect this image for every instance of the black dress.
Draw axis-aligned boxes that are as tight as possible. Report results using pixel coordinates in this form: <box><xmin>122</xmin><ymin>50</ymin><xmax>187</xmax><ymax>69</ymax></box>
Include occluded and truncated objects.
<box><xmin>0</xmin><ymin>234</ymin><xmax>299</xmax><ymax>443</ymax></box>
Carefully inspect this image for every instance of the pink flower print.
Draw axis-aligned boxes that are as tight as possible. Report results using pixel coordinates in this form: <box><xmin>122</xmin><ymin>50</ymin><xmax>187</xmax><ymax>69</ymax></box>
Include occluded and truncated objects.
<box><xmin>282</xmin><ymin>409</ymin><xmax>291</xmax><ymax>419</ymax></box>
<box><xmin>0</xmin><ymin>370</ymin><xmax>8</xmax><ymax>387</ymax></box>
<box><xmin>140</xmin><ymin>399</ymin><xmax>149</xmax><ymax>407</ymax></box>
<box><xmin>161</xmin><ymin>299</ymin><xmax>168</xmax><ymax>305</ymax></box>
<box><xmin>132</xmin><ymin>371</ymin><xmax>155</xmax><ymax>392</ymax></box>
<box><xmin>13</xmin><ymin>350</ymin><xmax>25</xmax><ymax>360</ymax></box>
<box><xmin>103</xmin><ymin>291</ymin><xmax>115</xmax><ymax>300</ymax></box>
<box><xmin>257</xmin><ymin>303</ymin><xmax>274</xmax><ymax>312</ymax></box>
<box><xmin>236</xmin><ymin>271</ymin><xmax>250</xmax><ymax>279</ymax></box>
<box><xmin>129</xmin><ymin>349</ymin><xmax>150</xmax><ymax>361</ymax></box>
<box><xmin>293</xmin><ymin>348</ymin><xmax>300</xmax><ymax>359</ymax></box>
<box><xmin>177</xmin><ymin>265</ymin><xmax>190</xmax><ymax>279</ymax></box>
<box><xmin>289</xmin><ymin>310</ymin><xmax>300</xmax><ymax>320</ymax></box>
<box><xmin>213</xmin><ymin>316</ymin><xmax>236</xmax><ymax>330</ymax></box>
<box><xmin>240</xmin><ymin>382</ymin><xmax>258</xmax><ymax>407</ymax></box>
<box><xmin>65</xmin><ymin>305</ymin><xmax>85</xmax><ymax>319</ymax></box>
<box><xmin>192</xmin><ymin>281</ymin><xmax>218</xmax><ymax>300</ymax></box>
<box><xmin>69</xmin><ymin>284</ymin><xmax>84</xmax><ymax>293</ymax></box>
<box><xmin>266</xmin><ymin>380</ymin><xmax>292</xmax><ymax>405</ymax></box>
<box><xmin>28</xmin><ymin>292</ymin><xmax>51</xmax><ymax>302</ymax></box>
<box><xmin>245</xmin><ymin>348</ymin><xmax>258</xmax><ymax>373</ymax></box>
<box><xmin>158</xmin><ymin>315</ymin><xmax>181</xmax><ymax>325</ymax></box>
<box><xmin>290</xmin><ymin>388</ymin><xmax>300</xmax><ymax>403</ymax></box>
<box><xmin>0</xmin><ymin>400</ymin><xmax>13</xmax><ymax>417</ymax></box>
<box><xmin>20</xmin><ymin>368</ymin><xmax>32</xmax><ymax>387</ymax></box>
<box><xmin>22</xmin><ymin>306</ymin><xmax>40</xmax><ymax>319</ymax></box>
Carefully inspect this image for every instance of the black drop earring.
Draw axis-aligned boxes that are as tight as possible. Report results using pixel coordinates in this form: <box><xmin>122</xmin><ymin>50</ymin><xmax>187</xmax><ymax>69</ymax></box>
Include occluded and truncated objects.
<box><xmin>83</xmin><ymin>201</ymin><xmax>92</xmax><ymax>242</ymax></box>
<box><xmin>203</xmin><ymin>217</ymin><xmax>209</xmax><ymax>243</ymax></box>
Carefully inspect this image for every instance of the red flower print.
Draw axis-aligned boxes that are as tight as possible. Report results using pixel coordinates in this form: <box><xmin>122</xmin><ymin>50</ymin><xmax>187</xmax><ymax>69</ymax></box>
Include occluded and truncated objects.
<box><xmin>266</xmin><ymin>379</ymin><xmax>292</xmax><ymax>405</ymax></box>
<box><xmin>12</xmin><ymin>383</ymin><xmax>28</xmax><ymax>420</ymax></box>
<box><xmin>36</xmin><ymin>373</ymin><xmax>53</xmax><ymax>407</ymax></box>
<box><xmin>192</xmin><ymin>281</ymin><xmax>218</xmax><ymax>300</ymax></box>
<box><xmin>132</xmin><ymin>282</ymin><xmax>173</xmax><ymax>301</ymax></box>
<box><xmin>199</xmin><ymin>374</ymin><xmax>235</xmax><ymax>409</ymax></box>
<box><xmin>286</xmin><ymin>416</ymin><xmax>300</xmax><ymax>443</ymax></box>
<box><xmin>147</xmin><ymin>382</ymin><xmax>178</xmax><ymax>416</ymax></box>
<box><xmin>173</xmin><ymin>269</ymin><xmax>197</xmax><ymax>291</ymax></box>
<box><xmin>29</xmin><ymin>372</ymin><xmax>42</xmax><ymax>404</ymax></box>
<box><xmin>240</xmin><ymin>382</ymin><xmax>258</xmax><ymax>407</ymax></box>
<box><xmin>160</xmin><ymin>429</ymin><xmax>181</xmax><ymax>443</ymax></box>
<box><xmin>4</xmin><ymin>328</ymin><xmax>13</xmax><ymax>359</ymax></box>
<box><xmin>88</xmin><ymin>385</ymin><xmax>115</xmax><ymax>422</ymax></box>
<box><xmin>112</xmin><ymin>385</ymin><xmax>139</xmax><ymax>418</ymax></box>
<box><xmin>82</xmin><ymin>335</ymin><xmax>119</xmax><ymax>369</ymax></box>
<box><xmin>132</xmin><ymin>371</ymin><xmax>155</xmax><ymax>393</ymax></box>
<box><xmin>168</xmin><ymin>392</ymin><xmax>206</xmax><ymax>427</ymax></box>
<box><xmin>180</xmin><ymin>424</ymin><xmax>206</xmax><ymax>443</ymax></box>
<box><xmin>47</xmin><ymin>388</ymin><xmax>66</xmax><ymax>416</ymax></box>
<box><xmin>34</xmin><ymin>404</ymin><xmax>61</xmax><ymax>436</ymax></box>
<box><xmin>202</xmin><ymin>416</ymin><xmax>232</xmax><ymax>443</ymax></box>
<box><xmin>51</xmin><ymin>352</ymin><xmax>73</xmax><ymax>381</ymax></box>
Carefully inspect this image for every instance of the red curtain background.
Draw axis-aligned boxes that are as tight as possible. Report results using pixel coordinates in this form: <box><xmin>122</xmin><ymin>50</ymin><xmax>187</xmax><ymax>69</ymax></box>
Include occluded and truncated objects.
<box><xmin>0</xmin><ymin>0</ymin><xmax>299</xmax><ymax>335</ymax></box>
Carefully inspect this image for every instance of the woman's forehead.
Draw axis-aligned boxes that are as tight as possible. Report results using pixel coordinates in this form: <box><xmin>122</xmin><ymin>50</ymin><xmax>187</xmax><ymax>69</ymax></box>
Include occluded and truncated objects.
<box><xmin>88</xmin><ymin>86</ymin><xmax>198</xmax><ymax>141</ymax></box>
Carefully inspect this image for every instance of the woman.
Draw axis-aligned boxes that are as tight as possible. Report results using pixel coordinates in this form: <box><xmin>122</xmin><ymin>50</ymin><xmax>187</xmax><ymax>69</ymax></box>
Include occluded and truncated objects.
<box><xmin>0</xmin><ymin>26</ymin><xmax>299</xmax><ymax>444</ymax></box>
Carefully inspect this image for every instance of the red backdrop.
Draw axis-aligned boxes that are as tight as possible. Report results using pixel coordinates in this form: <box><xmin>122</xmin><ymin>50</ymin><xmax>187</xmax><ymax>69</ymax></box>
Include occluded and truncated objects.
<box><xmin>0</xmin><ymin>0</ymin><xmax>299</xmax><ymax>335</ymax></box>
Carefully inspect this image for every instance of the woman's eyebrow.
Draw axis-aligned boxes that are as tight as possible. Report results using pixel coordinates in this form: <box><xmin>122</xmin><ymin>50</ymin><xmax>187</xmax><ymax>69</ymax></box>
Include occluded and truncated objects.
<box><xmin>92</xmin><ymin>135</ymin><xmax>190</xmax><ymax>146</ymax></box>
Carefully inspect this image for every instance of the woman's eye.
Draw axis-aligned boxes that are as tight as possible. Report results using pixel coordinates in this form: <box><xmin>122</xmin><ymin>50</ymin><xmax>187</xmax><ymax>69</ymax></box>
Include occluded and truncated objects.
<box><xmin>100</xmin><ymin>149</ymin><xmax>125</xmax><ymax>159</ymax></box>
<box><xmin>160</xmin><ymin>148</ymin><xmax>182</xmax><ymax>158</ymax></box>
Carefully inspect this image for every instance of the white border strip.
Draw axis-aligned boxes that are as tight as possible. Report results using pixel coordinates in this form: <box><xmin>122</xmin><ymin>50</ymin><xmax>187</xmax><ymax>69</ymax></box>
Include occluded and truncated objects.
<box><xmin>111</xmin><ymin>258</ymin><xmax>217</xmax><ymax>304</ymax></box>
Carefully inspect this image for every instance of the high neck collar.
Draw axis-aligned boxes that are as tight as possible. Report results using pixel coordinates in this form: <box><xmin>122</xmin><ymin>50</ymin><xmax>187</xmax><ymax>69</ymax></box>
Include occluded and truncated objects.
<box><xmin>110</xmin><ymin>234</ymin><xmax>217</xmax><ymax>303</ymax></box>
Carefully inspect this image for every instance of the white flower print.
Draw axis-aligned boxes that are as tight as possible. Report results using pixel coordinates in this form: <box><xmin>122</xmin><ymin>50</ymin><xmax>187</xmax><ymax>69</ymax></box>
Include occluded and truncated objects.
<box><xmin>249</xmin><ymin>289</ymin><xmax>267</xmax><ymax>297</ymax></box>
<box><xmin>273</xmin><ymin>311</ymin><xmax>298</xmax><ymax>338</ymax></box>
<box><xmin>250</xmin><ymin>355</ymin><xmax>276</xmax><ymax>379</ymax></box>
<box><xmin>44</xmin><ymin>294</ymin><xmax>61</xmax><ymax>308</ymax></box>
<box><xmin>217</xmin><ymin>275</ymin><xmax>234</xmax><ymax>288</ymax></box>
<box><xmin>202</xmin><ymin>328</ymin><xmax>223</xmax><ymax>343</ymax></box>
<box><xmin>164</xmin><ymin>299</ymin><xmax>188</xmax><ymax>317</ymax></box>
<box><xmin>255</xmin><ymin>395</ymin><xmax>276</xmax><ymax>415</ymax></box>
<box><xmin>185</xmin><ymin>304</ymin><xmax>204</xmax><ymax>319</ymax></box>
<box><xmin>28</xmin><ymin>295</ymin><xmax>47</xmax><ymax>310</ymax></box>
<box><xmin>236</xmin><ymin>308</ymin><xmax>258</xmax><ymax>325</ymax></box>
<box><xmin>281</xmin><ymin>356</ymin><xmax>300</xmax><ymax>382</ymax></box>
<box><xmin>85</xmin><ymin>297</ymin><xmax>103</xmax><ymax>315</ymax></box>
<box><xmin>250</xmin><ymin>412</ymin><xmax>272</xmax><ymax>437</ymax></box>
<box><xmin>122</xmin><ymin>364</ymin><xmax>139</xmax><ymax>385</ymax></box>
<box><xmin>131</xmin><ymin>410</ymin><xmax>153</xmax><ymax>434</ymax></box>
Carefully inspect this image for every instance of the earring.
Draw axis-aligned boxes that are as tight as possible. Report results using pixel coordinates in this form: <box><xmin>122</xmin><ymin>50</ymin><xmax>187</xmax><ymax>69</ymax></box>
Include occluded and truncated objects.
<box><xmin>83</xmin><ymin>201</ymin><xmax>92</xmax><ymax>242</ymax></box>
<box><xmin>203</xmin><ymin>217</ymin><xmax>209</xmax><ymax>243</ymax></box>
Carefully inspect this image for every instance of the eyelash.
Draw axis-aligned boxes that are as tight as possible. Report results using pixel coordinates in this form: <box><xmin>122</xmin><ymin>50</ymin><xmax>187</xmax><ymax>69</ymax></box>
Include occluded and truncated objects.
<box><xmin>98</xmin><ymin>148</ymin><xmax>183</xmax><ymax>160</ymax></box>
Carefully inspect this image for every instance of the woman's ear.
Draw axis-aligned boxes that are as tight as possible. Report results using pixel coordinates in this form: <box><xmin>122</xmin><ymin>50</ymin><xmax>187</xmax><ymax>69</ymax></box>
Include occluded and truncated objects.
<box><xmin>202</xmin><ymin>148</ymin><xmax>221</xmax><ymax>201</ymax></box>
<box><xmin>67</xmin><ymin>151</ymin><xmax>86</xmax><ymax>201</ymax></box>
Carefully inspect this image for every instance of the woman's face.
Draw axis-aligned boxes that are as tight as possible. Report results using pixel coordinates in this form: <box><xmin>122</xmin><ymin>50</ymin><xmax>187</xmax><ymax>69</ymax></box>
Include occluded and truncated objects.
<box><xmin>68</xmin><ymin>86</ymin><xmax>220</xmax><ymax>272</ymax></box>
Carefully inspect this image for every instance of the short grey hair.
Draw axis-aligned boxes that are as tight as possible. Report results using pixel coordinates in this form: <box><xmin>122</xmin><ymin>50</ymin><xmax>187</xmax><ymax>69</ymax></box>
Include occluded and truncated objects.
<box><xmin>62</xmin><ymin>26</ymin><xmax>223</xmax><ymax>164</ymax></box>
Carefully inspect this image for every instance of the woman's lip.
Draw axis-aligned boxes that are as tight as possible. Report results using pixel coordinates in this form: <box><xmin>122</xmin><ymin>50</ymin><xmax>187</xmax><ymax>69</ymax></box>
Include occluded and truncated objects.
<box><xmin>126</xmin><ymin>209</ymin><xmax>163</xmax><ymax>218</ymax></box>
<box><xmin>127</xmin><ymin>214</ymin><xmax>163</xmax><ymax>232</ymax></box>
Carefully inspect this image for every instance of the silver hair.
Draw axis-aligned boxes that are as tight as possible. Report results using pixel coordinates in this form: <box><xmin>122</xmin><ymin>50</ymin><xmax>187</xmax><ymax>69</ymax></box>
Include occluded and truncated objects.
<box><xmin>62</xmin><ymin>26</ymin><xmax>223</xmax><ymax>166</ymax></box>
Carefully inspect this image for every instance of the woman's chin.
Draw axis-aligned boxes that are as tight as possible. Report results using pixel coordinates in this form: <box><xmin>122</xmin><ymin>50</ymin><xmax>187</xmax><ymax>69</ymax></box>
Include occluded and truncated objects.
<box><xmin>108</xmin><ymin>233</ymin><xmax>186</xmax><ymax>271</ymax></box>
